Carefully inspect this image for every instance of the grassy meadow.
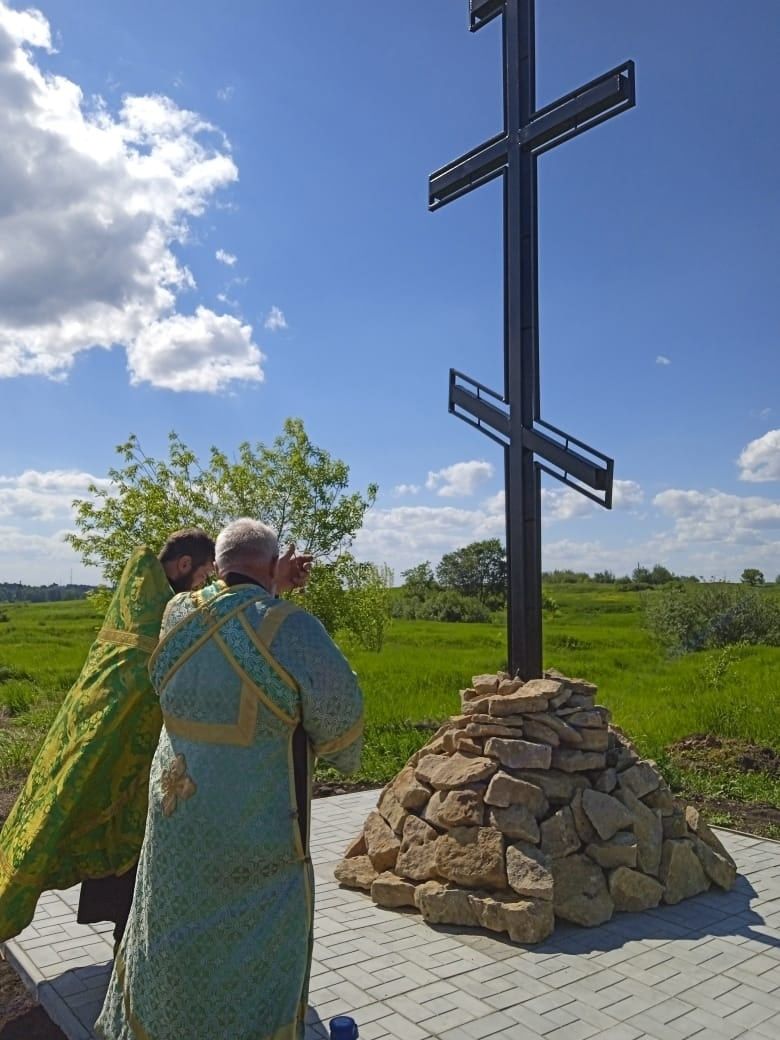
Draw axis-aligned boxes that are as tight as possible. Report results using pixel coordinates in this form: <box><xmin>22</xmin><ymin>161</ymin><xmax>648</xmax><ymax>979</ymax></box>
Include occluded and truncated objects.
<box><xmin>1</xmin><ymin>586</ymin><xmax>778</xmax><ymax>834</ymax></box>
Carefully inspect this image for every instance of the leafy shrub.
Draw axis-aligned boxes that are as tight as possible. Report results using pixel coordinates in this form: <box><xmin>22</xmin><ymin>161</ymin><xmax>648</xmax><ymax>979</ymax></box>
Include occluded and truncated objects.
<box><xmin>643</xmin><ymin>584</ymin><xmax>780</xmax><ymax>654</ymax></box>
<box><xmin>417</xmin><ymin>590</ymin><xmax>492</xmax><ymax>624</ymax></box>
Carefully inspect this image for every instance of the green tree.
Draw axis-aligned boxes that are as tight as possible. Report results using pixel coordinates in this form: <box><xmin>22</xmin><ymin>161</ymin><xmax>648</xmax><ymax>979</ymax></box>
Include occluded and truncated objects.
<box><xmin>401</xmin><ymin>562</ymin><xmax>437</xmax><ymax>596</ymax></box>
<box><xmin>436</xmin><ymin>539</ymin><xmax>506</xmax><ymax>603</ymax></box>
<box><xmin>741</xmin><ymin>568</ymin><xmax>765</xmax><ymax>586</ymax></box>
<box><xmin>67</xmin><ymin>419</ymin><xmax>386</xmax><ymax>646</ymax></box>
<box><xmin>68</xmin><ymin>418</ymin><xmax>378</xmax><ymax>583</ymax></box>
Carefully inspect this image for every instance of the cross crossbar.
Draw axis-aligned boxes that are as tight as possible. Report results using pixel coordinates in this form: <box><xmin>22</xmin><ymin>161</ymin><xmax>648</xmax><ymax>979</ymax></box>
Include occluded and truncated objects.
<box><xmin>432</xmin><ymin>0</ymin><xmax>635</xmax><ymax>677</ymax></box>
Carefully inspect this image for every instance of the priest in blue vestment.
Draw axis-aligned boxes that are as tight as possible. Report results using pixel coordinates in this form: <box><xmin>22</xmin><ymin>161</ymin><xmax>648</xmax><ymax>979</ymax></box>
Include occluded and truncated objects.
<box><xmin>96</xmin><ymin>518</ymin><xmax>364</xmax><ymax>1040</ymax></box>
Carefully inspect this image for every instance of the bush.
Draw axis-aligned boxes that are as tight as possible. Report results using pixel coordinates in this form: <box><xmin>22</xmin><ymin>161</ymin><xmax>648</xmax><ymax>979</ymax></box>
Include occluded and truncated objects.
<box><xmin>643</xmin><ymin>584</ymin><xmax>780</xmax><ymax>654</ymax></box>
<box><xmin>417</xmin><ymin>590</ymin><xmax>492</xmax><ymax>623</ymax></box>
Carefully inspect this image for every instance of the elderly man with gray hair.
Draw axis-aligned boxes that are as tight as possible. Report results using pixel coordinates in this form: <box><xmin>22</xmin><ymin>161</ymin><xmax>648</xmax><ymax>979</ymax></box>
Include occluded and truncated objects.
<box><xmin>96</xmin><ymin>519</ymin><xmax>364</xmax><ymax>1040</ymax></box>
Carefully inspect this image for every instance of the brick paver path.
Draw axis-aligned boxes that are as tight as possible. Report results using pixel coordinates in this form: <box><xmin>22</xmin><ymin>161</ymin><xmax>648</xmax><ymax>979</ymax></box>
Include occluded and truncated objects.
<box><xmin>3</xmin><ymin>790</ymin><xmax>779</xmax><ymax>1039</ymax></box>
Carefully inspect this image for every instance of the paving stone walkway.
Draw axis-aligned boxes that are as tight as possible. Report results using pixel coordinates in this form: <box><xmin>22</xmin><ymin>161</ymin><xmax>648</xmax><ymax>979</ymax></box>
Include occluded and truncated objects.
<box><xmin>3</xmin><ymin>789</ymin><xmax>780</xmax><ymax>1040</ymax></box>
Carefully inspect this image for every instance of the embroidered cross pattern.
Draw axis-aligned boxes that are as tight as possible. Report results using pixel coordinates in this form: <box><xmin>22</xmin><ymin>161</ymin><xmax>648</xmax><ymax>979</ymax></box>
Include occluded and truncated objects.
<box><xmin>430</xmin><ymin>0</ymin><xmax>636</xmax><ymax>678</ymax></box>
<box><xmin>161</xmin><ymin>754</ymin><xmax>197</xmax><ymax>817</ymax></box>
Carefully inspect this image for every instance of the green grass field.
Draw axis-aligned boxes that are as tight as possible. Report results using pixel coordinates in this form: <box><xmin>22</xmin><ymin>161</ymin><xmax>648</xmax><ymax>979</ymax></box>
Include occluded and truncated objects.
<box><xmin>1</xmin><ymin>587</ymin><xmax>778</xmax><ymax>833</ymax></box>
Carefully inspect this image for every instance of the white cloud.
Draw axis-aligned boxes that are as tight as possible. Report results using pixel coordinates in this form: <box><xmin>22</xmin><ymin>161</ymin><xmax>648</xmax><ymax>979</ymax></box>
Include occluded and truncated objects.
<box><xmin>126</xmin><ymin>307</ymin><xmax>264</xmax><ymax>392</ymax></box>
<box><xmin>393</xmin><ymin>484</ymin><xmax>420</xmax><ymax>497</ymax></box>
<box><xmin>0</xmin><ymin>469</ymin><xmax>109</xmax><ymax>521</ymax></box>
<box><xmin>215</xmin><ymin>248</ymin><xmax>237</xmax><ymax>266</ymax></box>
<box><xmin>653</xmin><ymin>487</ymin><xmax>780</xmax><ymax>545</ymax></box>
<box><xmin>655</xmin><ymin>355</ymin><xmax>671</xmax><ymax>366</ymax></box>
<box><xmin>426</xmin><ymin>460</ymin><xmax>494</xmax><ymax>498</ymax></box>
<box><xmin>759</xmin><ymin>407</ymin><xmax>772</xmax><ymax>420</ymax></box>
<box><xmin>264</xmin><ymin>306</ymin><xmax>288</xmax><ymax>332</ymax></box>
<box><xmin>0</xmin><ymin>3</ymin><xmax>262</xmax><ymax>391</ymax></box>
<box><xmin>353</xmin><ymin>502</ymin><xmax>505</xmax><ymax>574</ymax></box>
<box><xmin>486</xmin><ymin>479</ymin><xmax>643</xmax><ymax>522</ymax></box>
<box><xmin>612</xmin><ymin>479</ymin><xmax>644</xmax><ymax>509</ymax></box>
<box><xmin>0</xmin><ymin>524</ymin><xmax>95</xmax><ymax>583</ymax></box>
<box><xmin>216</xmin><ymin>85</ymin><xmax>234</xmax><ymax>102</ymax></box>
<box><xmin>738</xmin><ymin>429</ymin><xmax>780</xmax><ymax>483</ymax></box>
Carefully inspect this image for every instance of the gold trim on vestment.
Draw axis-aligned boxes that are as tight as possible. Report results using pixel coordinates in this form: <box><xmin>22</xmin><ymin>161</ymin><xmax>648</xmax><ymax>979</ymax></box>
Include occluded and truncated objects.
<box><xmin>151</xmin><ymin>597</ymin><xmax>255</xmax><ymax>689</ymax></box>
<box><xmin>238</xmin><ymin>611</ymin><xmax>301</xmax><ymax>694</ymax></box>
<box><xmin>97</xmin><ymin>628</ymin><xmax>158</xmax><ymax>654</ymax></box>
<box><xmin>314</xmin><ymin>717</ymin><xmax>364</xmax><ymax>758</ymax></box>
<box><xmin>256</xmin><ymin>598</ymin><xmax>298</xmax><ymax>649</ymax></box>
<box><xmin>163</xmin><ymin>681</ymin><xmax>259</xmax><ymax>747</ymax></box>
<box><xmin>212</xmin><ymin>631</ymin><xmax>299</xmax><ymax>727</ymax></box>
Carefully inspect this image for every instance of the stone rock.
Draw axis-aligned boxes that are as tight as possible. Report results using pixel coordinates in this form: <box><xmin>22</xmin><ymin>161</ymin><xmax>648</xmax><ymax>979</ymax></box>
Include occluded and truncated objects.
<box><xmin>464</xmin><ymin>722</ymin><xmax>521</xmax><ymax>739</ymax></box>
<box><xmin>576</xmin><ymin>728</ymin><xmax>610</xmax><ymax>752</ymax></box>
<box><xmin>414</xmin><ymin>880</ymin><xmax>480</xmax><ymax>927</ymax></box>
<box><xmin>395</xmin><ymin>815</ymin><xmax>439</xmax><ymax>882</ymax></box>
<box><xmin>452</xmin><ymin>736</ymin><xmax>482</xmax><ymax>755</ymax></box>
<box><xmin>523</xmin><ymin>718</ymin><xmax>561</xmax><ymax>746</ymax></box>
<box><xmin>484</xmin><ymin>771</ymin><xmax>548</xmax><ymax>816</ymax></box>
<box><xmin>660</xmin><ymin>839</ymin><xmax>710</xmax><ymax>904</ymax></box>
<box><xmin>691</xmin><ymin>836</ymin><xmax>737</xmax><ymax>890</ymax></box>
<box><xmin>460</xmin><ymin>688</ymin><xmax>479</xmax><ymax>703</ymax></box>
<box><xmin>485</xmin><ymin>738</ymin><xmax>552</xmax><ymax>771</ymax></box>
<box><xmin>516</xmin><ymin>770</ymin><xmax>590</xmax><ymax>804</ymax></box>
<box><xmin>609</xmin><ymin>867</ymin><xmax>664</xmax><ymax>912</ymax></box>
<box><xmin>595</xmin><ymin>768</ymin><xmax>618</xmax><ymax>793</ymax></box>
<box><xmin>335</xmin><ymin>855</ymin><xmax>378</xmax><ymax>891</ymax></box>
<box><xmin>582</xmin><ymin>789</ymin><xmax>634</xmax><ymax>841</ymax></box>
<box><xmin>424</xmin><ymin>788</ymin><xmax>484</xmax><ymax>829</ymax></box>
<box><xmin>415</xmin><ymin>752</ymin><xmax>497</xmax><ymax>791</ymax></box>
<box><xmin>435</xmin><ymin>827</ymin><xmax>507</xmax><ymax>889</ymax></box>
<box><xmin>462</xmin><ymin>696</ymin><xmax>493</xmax><ymax>715</ymax></box>
<box><xmin>392</xmin><ymin>766</ymin><xmax>431</xmax><ymax>812</ymax></box>
<box><xmin>378</xmin><ymin>787</ymin><xmax>409</xmax><ymax>836</ymax></box>
<box><xmin>610</xmin><ymin>746</ymin><xmax>639</xmax><ymax>771</ymax></box>
<box><xmin>540</xmin><ymin>806</ymin><xmax>581</xmax><ymax>859</ymax></box>
<box><xmin>468</xmin><ymin>713</ymin><xmax>524</xmax><ymax>729</ymax></box>
<box><xmin>619</xmin><ymin>788</ymin><xmax>663</xmax><ymax>876</ymax></box>
<box><xmin>618</xmin><ymin>762</ymin><xmax>661</xmax><ymax>800</ymax></box>
<box><xmin>489</xmin><ymin>693</ymin><xmax>549</xmax><ymax>716</ymax></box>
<box><xmin>473</xmin><ymin>892</ymin><xmax>555</xmax><ymax>944</ymax></box>
<box><xmin>343</xmin><ymin>832</ymin><xmax>367</xmax><ymax>858</ymax></box>
<box><xmin>371</xmin><ymin>871</ymin><xmax>418</xmax><ymax>908</ymax></box>
<box><xmin>488</xmin><ymin>805</ymin><xmax>540</xmax><ymax>843</ymax></box>
<box><xmin>521</xmin><ymin>678</ymin><xmax>565</xmax><ymax>699</ymax></box>
<box><xmin>472</xmin><ymin>674</ymin><xmax>500</xmax><ymax>696</ymax></box>
<box><xmin>552</xmin><ymin>854</ymin><xmax>614</xmax><ymax>927</ymax></box>
<box><xmin>643</xmin><ymin>786</ymin><xmax>676</xmax><ymax>815</ymax></box>
<box><xmin>684</xmin><ymin>806</ymin><xmax>736</xmax><ymax>867</ymax></box>
<box><xmin>568</xmin><ymin>679</ymin><xmax>598</xmax><ymax>697</ymax></box>
<box><xmin>567</xmin><ymin>710</ymin><xmax>607</xmax><ymax>729</ymax></box>
<box><xmin>585</xmin><ymin>832</ymin><xmax>638</xmax><ymax>869</ymax></box>
<box><xmin>570</xmin><ymin>789</ymin><xmax>597</xmax><ymax>844</ymax></box>
<box><xmin>506</xmin><ymin>842</ymin><xmax>554</xmax><ymax>901</ymax></box>
<box><xmin>548</xmin><ymin>688</ymin><xmax>573</xmax><ymax>710</ymax></box>
<box><xmin>662</xmin><ymin>810</ymin><xmax>689</xmax><ymax>839</ymax></box>
<box><xmin>497</xmin><ymin>678</ymin><xmax>524</xmax><ymax>695</ymax></box>
<box><xmin>534</xmin><ymin>713</ymin><xmax>583</xmax><ymax>746</ymax></box>
<box><xmin>365</xmin><ymin>810</ymin><xmax>401</xmax><ymax>871</ymax></box>
<box><xmin>550</xmin><ymin>749</ymin><xmax>607</xmax><ymax>773</ymax></box>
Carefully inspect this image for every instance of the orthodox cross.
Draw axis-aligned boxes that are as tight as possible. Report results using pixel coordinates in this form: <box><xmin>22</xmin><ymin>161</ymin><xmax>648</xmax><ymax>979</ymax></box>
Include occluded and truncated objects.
<box><xmin>430</xmin><ymin>0</ymin><xmax>635</xmax><ymax>679</ymax></box>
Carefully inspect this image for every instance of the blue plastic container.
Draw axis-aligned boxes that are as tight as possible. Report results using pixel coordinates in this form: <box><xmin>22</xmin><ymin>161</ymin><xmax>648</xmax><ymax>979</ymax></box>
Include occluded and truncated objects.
<box><xmin>329</xmin><ymin>1015</ymin><xmax>359</xmax><ymax>1040</ymax></box>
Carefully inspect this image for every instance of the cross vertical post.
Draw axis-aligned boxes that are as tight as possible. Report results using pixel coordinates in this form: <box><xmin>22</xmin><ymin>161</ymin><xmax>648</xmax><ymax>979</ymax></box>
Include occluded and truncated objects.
<box><xmin>431</xmin><ymin>0</ymin><xmax>635</xmax><ymax>678</ymax></box>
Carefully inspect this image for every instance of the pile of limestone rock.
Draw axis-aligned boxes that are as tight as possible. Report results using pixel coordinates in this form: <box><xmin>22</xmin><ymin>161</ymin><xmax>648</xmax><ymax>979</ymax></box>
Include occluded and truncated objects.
<box><xmin>335</xmin><ymin>670</ymin><xmax>736</xmax><ymax>944</ymax></box>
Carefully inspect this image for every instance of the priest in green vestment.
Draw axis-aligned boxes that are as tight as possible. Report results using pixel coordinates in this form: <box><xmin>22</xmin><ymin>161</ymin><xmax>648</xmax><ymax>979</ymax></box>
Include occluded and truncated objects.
<box><xmin>0</xmin><ymin>529</ymin><xmax>216</xmax><ymax>945</ymax></box>
<box><xmin>96</xmin><ymin>518</ymin><xmax>364</xmax><ymax>1040</ymax></box>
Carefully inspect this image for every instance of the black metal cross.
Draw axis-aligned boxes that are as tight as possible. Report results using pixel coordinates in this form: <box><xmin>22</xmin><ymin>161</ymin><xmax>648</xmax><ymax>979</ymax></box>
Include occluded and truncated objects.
<box><xmin>431</xmin><ymin>0</ymin><xmax>635</xmax><ymax>679</ymax></box>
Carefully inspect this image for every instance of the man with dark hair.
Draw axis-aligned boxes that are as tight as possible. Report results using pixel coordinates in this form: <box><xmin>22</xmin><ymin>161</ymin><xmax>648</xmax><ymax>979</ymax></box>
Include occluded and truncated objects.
<box><xmin>0</xmin><ymin>530</ymin><xmax>218</xmax><ymax>947</ymax></box>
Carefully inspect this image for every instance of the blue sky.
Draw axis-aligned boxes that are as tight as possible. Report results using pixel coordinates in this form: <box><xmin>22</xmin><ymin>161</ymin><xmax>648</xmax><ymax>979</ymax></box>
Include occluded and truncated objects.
<box><xmin>0</xmin><ymin>0</ymin><xmax>777</xmax><ymax>584</ymax></box>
